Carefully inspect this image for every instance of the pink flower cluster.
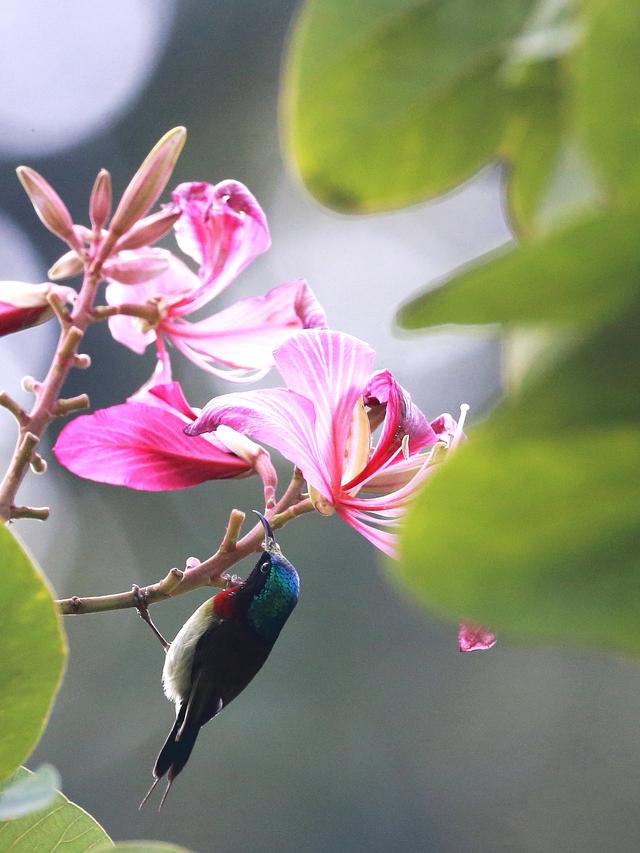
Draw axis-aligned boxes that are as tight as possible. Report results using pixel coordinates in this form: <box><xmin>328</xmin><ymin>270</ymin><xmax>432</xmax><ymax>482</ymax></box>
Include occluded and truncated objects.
<box><xmin>4</xmin><ymin>130</ymin><xmax>494</xmax><ymax>653</ymax></box>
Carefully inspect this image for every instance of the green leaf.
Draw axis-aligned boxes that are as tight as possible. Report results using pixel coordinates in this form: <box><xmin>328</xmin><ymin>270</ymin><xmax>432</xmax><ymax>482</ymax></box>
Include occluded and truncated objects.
<box><xmin>396</xmin><ymin>209</ymin><xmax>640</xmax><ymax>330</ymax></box>
<box><xmin>0</xmin><ymin>526</ymin><xmax>66</xmax><ymax>782</ymax></box>
<box><xmin>501</xmin><ymin>60</ymin><xmax>565</xmax><ymax>234</ymax></box>
<box><xmin>576</xmin><ymin>0</ymin><xmax>640</xmax><ymax>204</ymax></box>
<box><xmin>397</xmin><ymin>306</ymin><xmax>640</xmax><ymax>651</ymax></box>
<box><xmin>0</xmin><ymin>764</ymin><xmax>60</xmax><ymax>820</ymax></box>
<box><xmin>97</xmin><ymin>845</ymin><xmax>193</xmax><ymax>852</ymax></box>
<box><xmin>283</xmin><ymin>0</ymin><xmax>543</xmax><ymax>213</ymax></box>
<box><xmin>0</xmin><ymin>767</ymin><xmax>112</xmax><ymax>851</ymax></box>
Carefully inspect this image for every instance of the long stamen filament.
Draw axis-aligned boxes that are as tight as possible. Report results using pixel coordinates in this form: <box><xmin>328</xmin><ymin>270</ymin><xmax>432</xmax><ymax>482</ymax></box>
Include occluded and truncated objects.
<box><xmin>451</xmin><ymin>403</ymin><xmax>470</xmax><ymax>450</ymax></box>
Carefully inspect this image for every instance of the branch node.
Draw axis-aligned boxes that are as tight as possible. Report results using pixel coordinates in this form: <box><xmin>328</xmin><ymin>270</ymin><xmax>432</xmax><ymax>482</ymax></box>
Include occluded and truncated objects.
<box><xmin>0</xmin><ymin>391</ymin><xmax>28</xmax><ymax>426</ymax></box>
<box><xmin>30</xmin><ymin>454</ymin><xmax>47</xmax><ymax>474</ymax></box>
<box><xmin>220</xmin><ymin>509</ymin><xmax>245</xmax><ymax>554</ymax></box>
<box><xmin>11</xmin><ymin>504</ymin><xmax>50</xmax><ymax>521</ymax></box>
<box><xmin>73</xmin><ymin>353</ymin><xmax>92</xmax><ymax>370</ymax></box>
<box><xmin>21</xmin><ymin>375</ymin><xmax>41</xmax><ymax>394</ymax></box>
<box><xmin>47</xmin><ymin>291</ymin><xmax>71</xmax><ymax>327</ymax></box>
<box><xmin>158</xmin><ymin>567</ymin><xmax>184</xmax><ymax>597</ymax></box>
<box><xmin>54</xmin><ymin>394</ymin><xmax>90</xmax><ymax>416</ymax></box>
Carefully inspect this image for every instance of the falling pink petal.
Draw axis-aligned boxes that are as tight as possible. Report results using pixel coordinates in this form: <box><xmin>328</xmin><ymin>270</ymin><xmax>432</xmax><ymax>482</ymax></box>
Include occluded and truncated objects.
<box><xmin>171</xmin><ymin>180</ymin><xmax>270</xmax><ymax>312</ymax></box>
<box><xmin>458</xmin><ymin>623</ymin><xmax>497</xmax><ymax>653</ymax></box>
<box><xmin>53</xmin><ymin>401</ymin><xmax>251</xmax><ymax>491</ymax></box>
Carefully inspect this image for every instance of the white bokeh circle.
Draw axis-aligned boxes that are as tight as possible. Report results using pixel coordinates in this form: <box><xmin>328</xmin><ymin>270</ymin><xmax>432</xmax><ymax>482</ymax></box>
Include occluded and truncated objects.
<box><xmin>0</xmin><ymin>0</ymin><xmax>177</xmax><ymax>157</ymax></box>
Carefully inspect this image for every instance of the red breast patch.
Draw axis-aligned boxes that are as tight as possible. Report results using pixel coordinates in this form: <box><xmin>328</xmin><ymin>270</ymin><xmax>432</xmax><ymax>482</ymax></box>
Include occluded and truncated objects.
<box><xmin>213</xmin><ymin>585</ymin><xmax>241</xmax><ymax>619</ymax></box>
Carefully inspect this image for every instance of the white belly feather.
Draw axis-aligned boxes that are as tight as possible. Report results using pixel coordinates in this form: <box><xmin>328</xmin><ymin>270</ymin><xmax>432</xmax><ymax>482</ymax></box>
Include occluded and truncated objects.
<box><xmin>162</xmin><ymin>599</ymin><xmax>217</xmax><ymax>706</ymax></box>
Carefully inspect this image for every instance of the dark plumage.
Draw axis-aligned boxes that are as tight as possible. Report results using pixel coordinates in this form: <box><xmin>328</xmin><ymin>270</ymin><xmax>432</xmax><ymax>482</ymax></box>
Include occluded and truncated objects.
<box><xmin>139</xmin><ymin>515</ymin><xmax>299</xmax><ymax>809</ymax></box>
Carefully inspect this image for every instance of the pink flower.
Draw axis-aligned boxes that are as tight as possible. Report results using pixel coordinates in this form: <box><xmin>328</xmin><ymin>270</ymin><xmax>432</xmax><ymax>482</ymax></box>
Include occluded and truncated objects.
<box><xmin>185</xmin><ymin>329</ymin><xmax>458</xmax><ymax>556</ymax></box>
<box><xmin>0</xmin><ymin>281</ymin><xmax>75</xmax><ymax>337</ymax></box>
<box><xmin>105</xmin><ymin>180</ymin><xmax>326</xmax><ymax>381</ymax></box>
<box><xmin>53</xmin><ymin>379</ymin><xmax>276</xmax><ymax>502</ymax></box>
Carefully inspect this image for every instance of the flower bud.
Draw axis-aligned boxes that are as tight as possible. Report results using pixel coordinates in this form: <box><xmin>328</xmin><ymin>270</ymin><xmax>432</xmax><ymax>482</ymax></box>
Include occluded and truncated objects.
<box><xmin>16</xmin><ymin>167</ymin><xmax>83</xmax><ymax>253</ymax></box>
<box><xmin>109</xmin><ymin>127</ymin><xmax>187</xmax><ymax>238</ymax></box>
<box><xmin>89</xmin><ymin>169</ymin><xmax>112</xmax><ymax>232</ymax></box>
<box><xmin>103</xmin><ymin>248</ymin><xmax>169</xmax><ymax>284</ymax></box>
<box><xmin>0</xmin><ymin>281</ymin><xmax>75</xmax><ymax>337</ymax></box>
<box><xmin>114</xmin><ymin>207</ymin><xmax>181</xmax><ymax>251</ymax></box>
<box><xmin>48</xmin><ymin>251</ymin><xmax>84</xmax><ymax>280</ymax></box>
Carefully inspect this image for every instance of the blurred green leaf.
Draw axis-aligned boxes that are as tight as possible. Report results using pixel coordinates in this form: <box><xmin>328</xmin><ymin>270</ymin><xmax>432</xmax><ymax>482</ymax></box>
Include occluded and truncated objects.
<box><xmin>397</xmin><ymin>307</ymin><xmax>640</xmax><ymax>651</ymax></box>
<box><xmin>0</xmin><ymin>767</ymin><xmax>111</xmax><ymax>851</ymax></box>
<box><xmin>396</xmin><ymin>209</ymin><xmax>640</xmax><ymax>330</ymax></box>
<box><xmin>0</xmin><ymin>764</ymin><xmax>59</xmax><ymax>820</ymax></box>
<box><xmin>282</xmin><ymin>0</ymin><xmax>586</xmax><ymax>230</ymax></box>
<box><xmin>97</xmin><ymin>845</ymin><xmax>193</xmax><ymax>852</ymax></box>
<box><xmin>576</xmin><ymin>0</ymin><xmax>640</xmax><ymax>203</ymax></box>
<box><xmin>501</xmin><ymin>60</ymin><xmax>565</xmax><ymax>233</ymax></box>
<box><xmin>283</xmin><ymin>0</ymin><xmax>544</xmax><ymax>213</ymax></box>
<box><xmin>0</xmin><ymin>526</ymin><xmax>66</xmax><ymax>782</ymax></box>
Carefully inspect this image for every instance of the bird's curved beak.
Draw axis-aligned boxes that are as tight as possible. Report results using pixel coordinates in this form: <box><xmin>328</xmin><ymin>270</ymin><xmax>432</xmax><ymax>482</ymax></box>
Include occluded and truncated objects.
<box><xmin>252</xmin><ymin>510</ymin><xmax>276</xmax><ymax>550</ymax></box>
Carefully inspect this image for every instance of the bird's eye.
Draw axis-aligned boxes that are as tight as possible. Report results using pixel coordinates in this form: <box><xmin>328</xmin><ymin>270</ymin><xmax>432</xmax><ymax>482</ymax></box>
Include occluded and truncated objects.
<box><xmin>260</xmin><ymin>562</ymin><xmax>269</xmax><ymax>574</ymax></box>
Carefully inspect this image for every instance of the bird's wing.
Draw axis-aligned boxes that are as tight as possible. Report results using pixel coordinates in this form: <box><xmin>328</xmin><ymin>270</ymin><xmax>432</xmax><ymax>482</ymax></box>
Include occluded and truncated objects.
<box><xmin>180</xmin><ymin>617</ymin><xmax>271</xmax><ymax>733</ymax></box>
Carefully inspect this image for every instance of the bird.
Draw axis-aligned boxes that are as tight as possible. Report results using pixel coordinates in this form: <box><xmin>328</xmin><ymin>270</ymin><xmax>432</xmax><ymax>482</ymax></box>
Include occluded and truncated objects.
<box><xmin>136</xmin><ymin>512</ymin><xmax>300</xmax><ymax>809</ymax></box>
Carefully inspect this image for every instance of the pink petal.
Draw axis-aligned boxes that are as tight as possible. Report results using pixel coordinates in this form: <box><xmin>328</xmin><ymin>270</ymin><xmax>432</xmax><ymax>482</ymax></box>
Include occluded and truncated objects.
<box><xmin>105</xmin><ymin>253</ymin><xmax>199</xmax><ymax>355</ymax></box>
<box><xmin>162</xmin><ymin>279</ymin><xmax>327</xmax><ymax>371</ymax></box>
<box><xmin>274</xmin><ymin>330</ymin><xmax>376</xmax><ymax>492</ymax></box>
<box><xmin>53</xmin><ymin>401</ymin><xmax>251</xmax><ymax>491</ymax></box>
<box><xmin>458</xmin><ymin>623</ymin><xmax>497</xmax><ymax>653</ymax></box>
<box><xmin>186</xmin><ymin>387</ymin><xmax>331</xmax><ymax>498</ymax></box>
<box><xmin>336</xmin><ymin>507</ymin><xmax>398</xmax><ymax>557</ymax></box>
<box><xmin>106</xmin><ymin>309</ymin><xmax>155</xmax><ymax>354</ymax></box>
<box><xmin>131</xmin><ymin>344</ymin><xmax>174</xmax><ymax>400</ymax></box>
<box><xmin>171</xmin><ymin>180</ymin><xmax>270</xmax><ymax>313</ymax></box>
<box><xmin>344</xmin><ymin>370</ymin><xmax>437</xmax><ymax>491</ymax></box>
<box><xmin>431</xmin><ymin>413</ymin><xmax>459</xmax><ymax>444</ymax></box>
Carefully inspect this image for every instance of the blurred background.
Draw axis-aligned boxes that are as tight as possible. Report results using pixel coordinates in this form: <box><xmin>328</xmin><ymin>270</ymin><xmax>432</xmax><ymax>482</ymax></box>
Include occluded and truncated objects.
<box><xmin>2</xmin><ymin>1</ymin><xmax>639</xmax><ymax>851</ymax></box>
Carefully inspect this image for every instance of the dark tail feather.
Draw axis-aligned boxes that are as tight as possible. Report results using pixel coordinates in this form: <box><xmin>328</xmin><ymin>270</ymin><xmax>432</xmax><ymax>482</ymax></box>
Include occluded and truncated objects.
<box><xmin>140</xmin><ymin>703</ymin><xmax>201</xmax><ymax>810</ymax></box>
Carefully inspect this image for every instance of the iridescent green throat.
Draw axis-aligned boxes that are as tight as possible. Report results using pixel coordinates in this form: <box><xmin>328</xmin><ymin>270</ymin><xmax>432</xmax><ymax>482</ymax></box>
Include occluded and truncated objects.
<box><xmin>247</xmin><ymin>554</ymin><xmax>300</xmax><ymax>643</ymax></box>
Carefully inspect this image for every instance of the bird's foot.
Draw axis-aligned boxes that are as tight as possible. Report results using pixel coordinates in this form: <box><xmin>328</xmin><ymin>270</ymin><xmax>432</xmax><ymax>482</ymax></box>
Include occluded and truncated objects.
<box><xmin>223</xmin><ymin>572</ymin><xmax>242</xmax><ymax>589</ymax></box>
<box><xmin>132</xmin><ymin>584</ymin><xmax>170</xmax><ymax>652</ymax></box>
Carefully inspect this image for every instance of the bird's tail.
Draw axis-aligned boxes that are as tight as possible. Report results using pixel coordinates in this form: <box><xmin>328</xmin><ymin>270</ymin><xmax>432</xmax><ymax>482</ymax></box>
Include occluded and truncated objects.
<box><xmin>139</xmin><ymin>704</ymin><xmax>201</xmax><ymax>810</ymax></box>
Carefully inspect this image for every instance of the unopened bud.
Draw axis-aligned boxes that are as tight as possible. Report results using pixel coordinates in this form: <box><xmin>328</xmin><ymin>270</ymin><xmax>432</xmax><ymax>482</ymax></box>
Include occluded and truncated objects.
<box><xmin>90</xmin><ymin>169</ymin><xmax>112</xmax><ymax>232</ymax></box>
<box><xmin>109</xmin><ymin>127</ymin><xmax>187</xmax><ymax>238</ymax></box>
<box><xmin>0</xmin><ymin>281</ymin><xmax>73</xmax><ymax>337</ymax></box>
<box><xmin>103</xmin><ymin>249</ymin><xmax>169</xmax><ymax>284</ymax></box>
<box><xmin>16</xmin><ymin>167</ymin><xmax>83</xmax><ymax>252</ymax></box>
<box><xmin>114</xmin><ymin>207</ymin><xmax>181</xmax><ymax>251</ymax></box>
<box><xmin>48</xmin><ymin>251</ymin><xmax>84</xmax><ymax>280</ymax></box>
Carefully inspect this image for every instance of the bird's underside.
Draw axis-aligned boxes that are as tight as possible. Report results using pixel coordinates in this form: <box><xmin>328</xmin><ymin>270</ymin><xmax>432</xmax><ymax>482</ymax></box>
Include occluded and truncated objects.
<box><xmin>142</xmin><ymin>615</ymin><xmax>272</xmax><ymax>809</ymax></box>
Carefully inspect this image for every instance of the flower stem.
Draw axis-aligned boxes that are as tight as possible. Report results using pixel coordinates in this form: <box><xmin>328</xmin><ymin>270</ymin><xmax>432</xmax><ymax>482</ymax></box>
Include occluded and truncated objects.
<box><xmin>0</xmin><ymin>235</ymin><xmax>117</xmax><ymax>522</ymax></box>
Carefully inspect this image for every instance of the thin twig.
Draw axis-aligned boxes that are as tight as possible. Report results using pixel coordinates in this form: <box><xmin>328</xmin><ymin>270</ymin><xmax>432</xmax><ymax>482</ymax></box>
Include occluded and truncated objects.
<box><xmin>56</xmin><ymin>492</ymin><xmax>315</xmax><ymax>616</ymax></box>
